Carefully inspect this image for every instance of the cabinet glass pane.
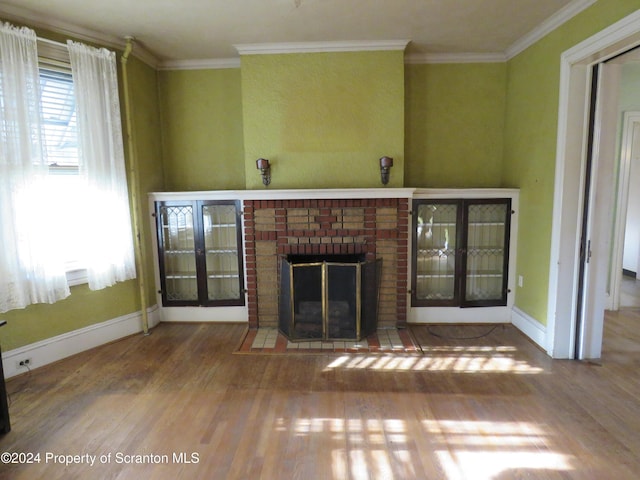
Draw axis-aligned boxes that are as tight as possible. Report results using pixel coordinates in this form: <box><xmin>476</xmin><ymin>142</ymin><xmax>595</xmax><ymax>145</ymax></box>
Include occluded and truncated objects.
<box><xmin>465</xmin><ymin>203</ymin><xmax>507</xmax><ymax>301</ymax></box>
<box><xmin>415</xmin><ymin>203</ymin><xmax>457</xmax><ymax>301</ymax></box>
<box><xmin>159</xmin><ymin>205</ymin><xmax>198</xmax><ymax>301</ymax></box>
<box><xmin>203</xmin><ymin>203</ymin><xmax>240</xmax><ymax>301</ymax></box>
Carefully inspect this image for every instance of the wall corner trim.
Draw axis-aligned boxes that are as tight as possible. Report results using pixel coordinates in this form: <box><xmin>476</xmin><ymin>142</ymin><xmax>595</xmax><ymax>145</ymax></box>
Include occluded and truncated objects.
<box><xmin>511</xmin><ymin>306</ymin><xmax>547</xmax><ymax>352</ymax></box>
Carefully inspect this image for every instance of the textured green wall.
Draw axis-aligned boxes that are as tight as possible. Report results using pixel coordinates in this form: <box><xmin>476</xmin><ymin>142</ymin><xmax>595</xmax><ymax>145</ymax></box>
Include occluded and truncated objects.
<box><xmin>240</xmin><ymin>51</ymin><xmax>405</xmax><ymax>189</ymax></box>
<box><xmin>405</xmin><ymin>63</ymin><xmax>507</xmax><ymax>187</ymax></box>
<box><xmin>503</xmin><ymin>0</ymin><xmax>640</xmax><ymax>324</ymax></box>
<box><xmin>159</xmin><ymin>68</ymin><xmax>245</xmax><ymax>190</ymax></box>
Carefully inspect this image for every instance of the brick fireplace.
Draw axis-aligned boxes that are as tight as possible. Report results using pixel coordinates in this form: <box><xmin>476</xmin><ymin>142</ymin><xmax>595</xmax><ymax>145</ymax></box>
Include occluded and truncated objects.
<box><xmin>242</xmin><ymin>195</ymin><xmax>410</xmax><ymax>330</ymax></box>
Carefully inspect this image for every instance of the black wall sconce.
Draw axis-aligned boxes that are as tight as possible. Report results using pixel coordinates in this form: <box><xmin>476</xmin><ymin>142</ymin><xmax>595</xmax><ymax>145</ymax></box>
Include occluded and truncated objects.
<box><xmin>379</xmin><ymin>156</ymin><xmax>393</xmax><ymax>185</ymax></box>
<box><xmin>256</xmin><ymin>158</ymin><xmax>271</xmax><ymax>186</ymax></box>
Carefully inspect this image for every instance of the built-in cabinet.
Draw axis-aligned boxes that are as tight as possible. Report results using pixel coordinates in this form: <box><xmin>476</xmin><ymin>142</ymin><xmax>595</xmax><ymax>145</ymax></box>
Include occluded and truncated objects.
<box><xmin>154</xmin><ymin>200</ymin><xmax>244</xmax><ymax>307</ymax></box>
<box><xmin>408</xmin><ymin>190</ymin><xmax>518</xmax><ymax>323</ymax></box>
<box><xmin>149</xmin><ymin>189</ymin><xmax>518</xmax><ymax>325</ymax></box>
<box><xmin>412</xmin><ymin>198</ymin><xmax>512</xmax><ymax>307</ymax></box>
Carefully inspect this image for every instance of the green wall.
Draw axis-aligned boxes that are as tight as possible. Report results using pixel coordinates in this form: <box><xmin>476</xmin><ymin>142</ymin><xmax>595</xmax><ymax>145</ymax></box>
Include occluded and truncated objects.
<box><xmin>405</xmin><ymin>63</ymin><xmax>507</xmax><ymax>187</ymax></box>
<box><xmin>503</xmin><ymin>0</ymin><xmax>640</xmax><ymax>324</ymax></box>
<box><xmin>160</xmin><ymin>59</ymin><xmax>508</xmax><ymax>191</ymax></box>
<box><xmin>159</xmin><ymin>68</ymin><xmax>245</xmax><ymax>191</ymax></box>
<box><xmin>240</xmin><ymin>51</ymin><xmax>405</xmax><ymax>189</ymax></box>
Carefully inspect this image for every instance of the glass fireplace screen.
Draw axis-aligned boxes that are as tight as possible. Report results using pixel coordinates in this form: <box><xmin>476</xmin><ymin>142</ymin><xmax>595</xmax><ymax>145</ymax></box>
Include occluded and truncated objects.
<box><xmin>279</xmin><ymin>256</ymin><xmax>382</xmax><ymax>341</ymax></box>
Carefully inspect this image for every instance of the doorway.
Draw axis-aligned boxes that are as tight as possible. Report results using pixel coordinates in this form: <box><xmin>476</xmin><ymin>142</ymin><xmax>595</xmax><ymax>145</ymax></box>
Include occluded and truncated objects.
<box><xmin>610</xmin><ymin>109</ymin><xmax>640</xmax><ymax>310</ymax></box>
<box><xmin>549</xmin><ymin>10</ymin><xmax>640</xmax><ymax>360</ymax></box>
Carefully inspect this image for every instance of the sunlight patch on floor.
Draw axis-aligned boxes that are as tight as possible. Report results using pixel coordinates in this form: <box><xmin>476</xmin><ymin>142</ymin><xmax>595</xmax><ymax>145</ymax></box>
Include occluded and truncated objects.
<box><xmin>323</xmin><ymin>347</ymin><xmax>543</xmax><ymax>374</ymax></box>
<box><xmin>437</xmin><ymin>450</ymin><xmax>573</xmax><ymax>479</ymax></box>
<box><xmin>277</xmin><ymin>417</ymin><xmax>573</xmax><ymax>479</ymax></box>
<box><xmin>428</xmin><ymin>419</ymin><xmax>573</xmax><ymax>479</ymax></box>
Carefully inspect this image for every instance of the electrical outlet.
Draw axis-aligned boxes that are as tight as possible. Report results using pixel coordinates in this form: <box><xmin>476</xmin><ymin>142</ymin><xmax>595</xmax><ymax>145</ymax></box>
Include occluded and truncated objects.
<box><xmin>17</xmin><ymin>358</ymin><xmax>32</xmax><ymax>369</ymax></box>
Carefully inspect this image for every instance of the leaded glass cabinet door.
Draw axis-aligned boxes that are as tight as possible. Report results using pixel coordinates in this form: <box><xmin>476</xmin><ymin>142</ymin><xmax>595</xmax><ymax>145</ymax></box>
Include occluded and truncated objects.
<box><xmin>200</xmin><ymin>201</ymin><xmax>244</xmax><ymax>306</ymax></box>
<box><xmin>156</xmin><ymin>200</ymin><xmax>244</xmax><ymax>307</ymax></box>
<box><xmin>412</xmin><ymin>200</ymin><xmax>462</xmax><ymax>306</ymax></box>
<box><xmin>461</xmin><ymin>199</ymin><xmax>511</xmax><ymax>307</ymax></box>
<box><xmin>156</xmin><ymin>202</ymin><xmax>199</xmax><ymax>305</ymax></box>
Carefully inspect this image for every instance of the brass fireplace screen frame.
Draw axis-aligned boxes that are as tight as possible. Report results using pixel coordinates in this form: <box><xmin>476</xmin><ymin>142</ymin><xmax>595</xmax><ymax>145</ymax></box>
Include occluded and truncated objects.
<box><xmin>278</xmin><ymin>257</ymin><xmax>382</xmax><ymax>342</ymax></box>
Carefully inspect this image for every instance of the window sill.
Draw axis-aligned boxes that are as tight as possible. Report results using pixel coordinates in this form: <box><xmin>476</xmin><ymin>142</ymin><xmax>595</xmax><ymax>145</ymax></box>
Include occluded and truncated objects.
<box><xmin>66</xmin><ymin>268</ymin><xmax>88</xmax><ymax>287</ymax></box>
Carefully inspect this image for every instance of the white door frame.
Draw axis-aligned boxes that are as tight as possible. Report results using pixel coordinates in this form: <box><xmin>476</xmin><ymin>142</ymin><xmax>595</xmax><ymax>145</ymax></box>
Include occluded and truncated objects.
<box><xmin>548</xmin><ymin>10</ymin><xmax>640</xmax><ymax>359</ymax></box>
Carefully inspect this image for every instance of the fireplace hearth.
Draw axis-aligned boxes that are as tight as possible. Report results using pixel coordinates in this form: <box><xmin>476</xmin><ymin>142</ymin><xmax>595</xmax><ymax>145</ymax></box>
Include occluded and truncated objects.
<box><xmin>279</xmin><ymin>255</ymin><xmax>382</xmax><ymax>341</ymax></box>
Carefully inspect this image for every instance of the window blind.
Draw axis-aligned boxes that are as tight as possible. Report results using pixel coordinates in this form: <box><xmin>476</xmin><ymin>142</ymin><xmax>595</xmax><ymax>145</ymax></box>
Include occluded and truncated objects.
<box><xmin>37</xmin><ymin>40</ymin><xmax>78</xmax><ymax>168</ymax></box>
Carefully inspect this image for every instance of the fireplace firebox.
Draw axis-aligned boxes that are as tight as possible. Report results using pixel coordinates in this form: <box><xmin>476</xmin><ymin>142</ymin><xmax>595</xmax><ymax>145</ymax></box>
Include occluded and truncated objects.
<box><xmin>279</xmin><ymin>255</ymin><xmax>382</xmax><ymax>341</ymax></box>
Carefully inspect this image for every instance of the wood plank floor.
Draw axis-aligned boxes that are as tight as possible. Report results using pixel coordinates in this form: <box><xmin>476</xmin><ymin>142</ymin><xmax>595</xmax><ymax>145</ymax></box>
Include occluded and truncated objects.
<box><xmin>1</xmin><ymin>311</ymin><xmax>639</xmax><ymax>479</ymax></box>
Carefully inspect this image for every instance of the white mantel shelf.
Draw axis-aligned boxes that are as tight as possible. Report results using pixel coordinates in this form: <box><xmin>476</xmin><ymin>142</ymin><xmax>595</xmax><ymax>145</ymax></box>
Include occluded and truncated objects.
<box><xmin>149</xmin><ymin>188</ymin><xmax>416</xmax><ymax>201</ymax></box>
<box><xmin>148</xmin><ymin>187</ymin><xmax>519</xmax><ymax>201</ymax></box>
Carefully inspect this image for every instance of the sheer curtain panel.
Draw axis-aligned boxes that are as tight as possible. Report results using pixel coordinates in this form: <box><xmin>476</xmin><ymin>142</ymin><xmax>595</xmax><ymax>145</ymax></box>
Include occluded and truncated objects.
<box><xmin>0</xmin><ymin>23</ymin><xmax>70</xmax><ymax>313</ymax></box>
<box><xmin>67</xmin><ymin>41</ymin><xmax>136</xmax><ymax>290</ymax></box>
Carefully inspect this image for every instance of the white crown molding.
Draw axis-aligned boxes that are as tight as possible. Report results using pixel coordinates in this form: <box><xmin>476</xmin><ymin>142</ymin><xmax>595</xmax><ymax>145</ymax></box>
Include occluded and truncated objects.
<box><xmin>505</xmin><ymin>0</ymin><xmax>597</xmax><ymax>60</ymax></box>
<box><xmin>159</xmin><ymin>57</ymin><xmax>241</xmax><ymax>71</ymax></box>
<box><xmin>0</xmin><ymin>3</ymin><xmax>159</xmax><ymax>68</ymax></box>
<box><xmin>234</xmin><ymin>40</ymin><xmax>410</xmax><ymax>55</ymax></box>
<box><xmin>405</xmin><ymin>52</ymin><xmax>507</xmax><ymax>64</ymax></box>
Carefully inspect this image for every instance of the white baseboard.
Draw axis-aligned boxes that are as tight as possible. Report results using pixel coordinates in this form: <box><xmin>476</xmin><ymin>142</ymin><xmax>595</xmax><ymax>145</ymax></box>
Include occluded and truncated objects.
<box><xmin>511</xmin><ymin>306</ymin><xmax>547</xmax><ymax>350</ymax></box>
<box><xmin>407</xmin><ymin>306</ymin><xmax>512</xmax><ymax>324</ymax></box>
<box><xmin>159</xmin><ymin>305</ymin><xmax>248</xmax><ymax>322</ymax></box>
<box><xmin>2</xmin><ymin>305</ymin><xmax>160</xmax><ymax>379</ymax></box>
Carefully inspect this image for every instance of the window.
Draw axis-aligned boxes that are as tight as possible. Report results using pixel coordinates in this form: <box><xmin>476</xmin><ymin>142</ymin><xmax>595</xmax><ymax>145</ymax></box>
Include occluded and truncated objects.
<box><xmin>1</xmin><ymin>25</ymin><xmax>135</xmax><ymax>312</ymax></box>
<box><xmin>38</xmin><ymin>52</ymin><xmax>86</xmax><ymax>285</ymax></box>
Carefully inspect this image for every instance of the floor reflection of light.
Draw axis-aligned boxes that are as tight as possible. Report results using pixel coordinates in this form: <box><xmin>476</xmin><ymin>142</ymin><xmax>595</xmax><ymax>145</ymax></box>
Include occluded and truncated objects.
<box><xmin>279</xmin><ymin>417</ymin><xmax>573</xmax><ymax>479</ymax></box>
<box><xmin>372</xmin><ymin>450</ymin><xmax>392</xmax><ymax>479</ymax></box>
<box><xmin>332</xmin><ymin>449</ymin><xmax>347</xmax><ymax>479</ymax></box>
<box><xmin>427</xmin><ymin>420</ymin><xmax>573</xmax><ymax>479</ymax></box>
<box><xmin>350</xmin><ymin>450</ymin><xmax>368</xmax><ymax>480</ymax></box>
<box><xmin>324</xmin><ymin>348</ymin><xmax>543</xmax><ymax>374</ymax></box>
<box><xmin>437</xmin><ymin>451</ymin><xmax>572</xmax><ymax>480</ymax></box>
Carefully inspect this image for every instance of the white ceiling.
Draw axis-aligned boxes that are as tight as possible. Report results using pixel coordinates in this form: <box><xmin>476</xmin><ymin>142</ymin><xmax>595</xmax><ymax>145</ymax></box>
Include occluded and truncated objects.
<box><xmin>0</xmin><ymin>0</ymin><xmax>592</xmax><ymax>66</ymax></box>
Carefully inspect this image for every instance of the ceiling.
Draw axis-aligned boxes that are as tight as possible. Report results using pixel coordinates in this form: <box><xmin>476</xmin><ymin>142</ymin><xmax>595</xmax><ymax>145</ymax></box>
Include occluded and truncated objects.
<box><xmin>0</xmin><ymin>0</ymin><xmax>591</xmax><ymax>66</ymax></box>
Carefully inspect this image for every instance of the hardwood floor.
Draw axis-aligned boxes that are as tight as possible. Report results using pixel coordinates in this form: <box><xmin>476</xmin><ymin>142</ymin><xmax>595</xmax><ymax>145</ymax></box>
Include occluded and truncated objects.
<box><xmin>1</xmin><ymin>314</ymin><xmax>639</xmax><ymax>479</ymax></box>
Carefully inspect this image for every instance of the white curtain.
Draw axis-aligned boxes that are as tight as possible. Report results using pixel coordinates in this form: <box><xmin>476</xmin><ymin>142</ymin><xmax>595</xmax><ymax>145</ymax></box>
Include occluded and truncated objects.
<box><xmin>0</xmin><ymin>23</ymin><xmax>70</xmax><ymax>313</ymax></box>
<box><xmin>67</xmin><ymin>41</ymin><xmax>136</xmax><ymax>290</ymax></box>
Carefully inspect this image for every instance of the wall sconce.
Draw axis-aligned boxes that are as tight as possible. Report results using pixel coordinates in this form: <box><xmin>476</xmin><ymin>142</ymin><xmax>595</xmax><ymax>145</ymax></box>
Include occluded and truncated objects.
<box><xmin>256</xmin><ymin>158</ymin><xmax>271</xmax><ymax>186</ymax></box>
<box><xmin>379</xmin><ymin>156</ymin><xmax>393</xmax><ymax>185</ymax></box>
